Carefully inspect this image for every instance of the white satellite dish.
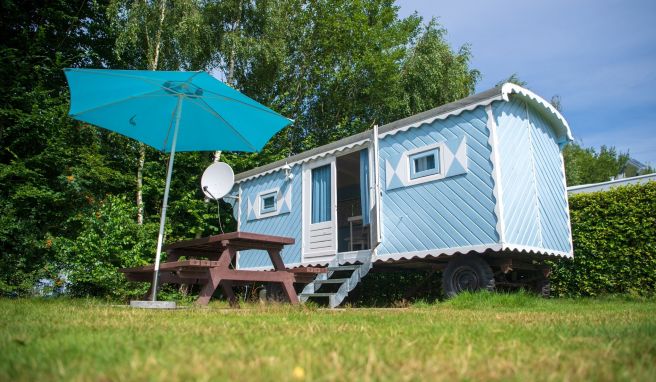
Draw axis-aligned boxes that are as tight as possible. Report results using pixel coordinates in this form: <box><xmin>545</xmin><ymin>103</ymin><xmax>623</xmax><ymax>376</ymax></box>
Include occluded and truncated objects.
<box><xmin>201</xmin><ymin>162</ymin><xmax>234</xmax><ymax>200</ymax></box>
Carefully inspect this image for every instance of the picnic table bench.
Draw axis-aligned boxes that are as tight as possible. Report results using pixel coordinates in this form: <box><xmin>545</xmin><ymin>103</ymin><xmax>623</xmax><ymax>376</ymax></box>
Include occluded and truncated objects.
<box><xmin>120</xmin><ymin>232</ymin><xmax>325</xmax><ymax>305</ymax></box>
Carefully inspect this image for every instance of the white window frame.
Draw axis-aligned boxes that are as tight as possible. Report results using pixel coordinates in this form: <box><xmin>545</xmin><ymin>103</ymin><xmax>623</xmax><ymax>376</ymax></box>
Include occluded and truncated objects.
<box><xmin>404</xmin><ymin>142</ymin><xmax>446</xmax><ymax>186</ymax></box>
<box><xmin>260</xmin><ymin>191</ymin><xmax>277</xmax><ymax>214</ymax></box>
<box><xmin>409</xmin><ymin>148</ymin><xmax>441</xmax><ymax>179</ymax></box>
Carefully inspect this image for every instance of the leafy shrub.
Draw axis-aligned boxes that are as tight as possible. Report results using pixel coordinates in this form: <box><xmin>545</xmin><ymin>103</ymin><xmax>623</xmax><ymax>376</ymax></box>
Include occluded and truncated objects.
<box><xmin>550</xmin><ymin>182</ymin><xmax>656</xmax><ymax>296</ymax></box>
<box><xmin>52</xmin><ymin>195</ymin><xmax>157</xmax><ymax>300</ymax></box>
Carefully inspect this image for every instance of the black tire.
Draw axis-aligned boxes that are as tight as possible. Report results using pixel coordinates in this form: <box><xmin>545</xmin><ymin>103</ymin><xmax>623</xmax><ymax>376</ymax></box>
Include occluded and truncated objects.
<box><xmin>442</xmin><ymin>255</ymin><xmax>495</xmax><ymax>298</ymax></box>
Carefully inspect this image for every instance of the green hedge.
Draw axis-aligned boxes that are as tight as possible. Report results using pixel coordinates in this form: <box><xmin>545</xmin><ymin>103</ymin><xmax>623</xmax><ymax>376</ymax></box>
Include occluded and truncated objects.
<box><xmin>550</xmin><ymin>181</ymin><xmax>656</xmax><ymax>297</ymax></box>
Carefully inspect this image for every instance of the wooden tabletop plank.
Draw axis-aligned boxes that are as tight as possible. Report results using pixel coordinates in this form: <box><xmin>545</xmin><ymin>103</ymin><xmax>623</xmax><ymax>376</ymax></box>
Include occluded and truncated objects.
<box><xmin>163</xmin><ymin>232</ymin><xmax>295</xmax><ymax>252</ymax></box>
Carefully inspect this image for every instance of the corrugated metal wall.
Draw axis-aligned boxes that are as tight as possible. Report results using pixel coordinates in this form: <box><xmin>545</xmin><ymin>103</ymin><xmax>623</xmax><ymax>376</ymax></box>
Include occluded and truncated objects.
<box><xmin>236</xmin><ymin>166</ymin><xmax>302</xmax><ymax>268</ymax></box>
<box><xmin>494</xmin><ymin>98</ymin><xmax>571</xmax><ymax>254</ymax></box>
<box><xmin>377</xmin><ymin>107</ymin><xmax>500</xmax><ymax>256</ymax></box>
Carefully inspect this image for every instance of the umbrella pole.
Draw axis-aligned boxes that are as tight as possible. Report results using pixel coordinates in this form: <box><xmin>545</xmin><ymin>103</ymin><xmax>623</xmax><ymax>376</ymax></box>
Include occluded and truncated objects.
<box><xmin>151</xmin><ymin>95</ymin><xmax>183</xmax><ymax>301</ymax></box>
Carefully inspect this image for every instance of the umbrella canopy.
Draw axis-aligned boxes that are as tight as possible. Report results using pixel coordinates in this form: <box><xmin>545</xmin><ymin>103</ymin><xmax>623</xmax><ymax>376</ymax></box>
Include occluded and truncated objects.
<box><xmin>65</xmin><ymin>69</ymin><xmax>291</xmax><ymax>152</ymax></box>
<box><xmin>64</xmin><ymin>69</ymin><xmax>292</xmax><ymax>302</ymax></box>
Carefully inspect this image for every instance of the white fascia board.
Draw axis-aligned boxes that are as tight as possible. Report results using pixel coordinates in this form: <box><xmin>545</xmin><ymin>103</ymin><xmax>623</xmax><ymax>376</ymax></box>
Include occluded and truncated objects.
<box><xmin>501</xmin><ymin>83</ymin><xmax>574</xmax><ymax>143</ymax></box>
<box><xmin>378</xmin><ymin>96</ymin><xmax>504</xmax><ymax>139</ymax></box>
<box><xmin>235</xmin><ymin>139</ymin><xmax>370</xmax><ymax>183</ymax></box>
<box><xmin>375</xmin><ymin>244</ymin><xmax>504</xmax><ymax>262</ymax></box>
<box><xmin>501</xmin><ymin>244</ymin><xmax>573</xmax><ymax>259</ymax></box>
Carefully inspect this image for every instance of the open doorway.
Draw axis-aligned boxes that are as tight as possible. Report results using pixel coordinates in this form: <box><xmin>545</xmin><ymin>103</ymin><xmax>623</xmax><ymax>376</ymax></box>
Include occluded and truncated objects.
<box><xmin>336</xmin><ymin>150</ymin><xmax>371</xmax><ymax>253</ymax></box>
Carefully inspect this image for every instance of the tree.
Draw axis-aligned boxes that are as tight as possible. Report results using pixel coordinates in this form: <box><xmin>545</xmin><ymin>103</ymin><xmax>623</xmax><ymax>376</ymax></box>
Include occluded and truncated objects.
<box><xmin>109</xmin><ymin>0</ymin><xmax>215</xmax><ymax>224</ymax></box>
<box><xmin>563</xmin><ymin>143</ymin><xmax>630</xmax><ymax>186</ymax></box>
<box><xmin>496</xmin><ymin>73</ymin><xmax>527</xmax><ymax>87</ymax></box>
<box><xmin>0</xmin><ymin>0</ymin><xmax>128</xmax><ymax>294</ymax></box>
<box><xmin>222</xmin><ymin>0</ymin><xmax>480</xmax><ymax>172</ymax></box>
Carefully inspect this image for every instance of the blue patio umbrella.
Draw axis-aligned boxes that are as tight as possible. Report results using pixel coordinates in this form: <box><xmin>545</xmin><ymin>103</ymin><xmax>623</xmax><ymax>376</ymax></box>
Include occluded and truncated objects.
<box><xmin>64</xmin><ymin>69</ymin><xmax>292</xmax><ymax>301</ymax></box>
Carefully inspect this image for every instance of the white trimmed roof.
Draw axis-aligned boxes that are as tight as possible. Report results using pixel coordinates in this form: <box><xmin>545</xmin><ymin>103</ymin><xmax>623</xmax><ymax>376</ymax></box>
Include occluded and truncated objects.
<box><xmin>235</xmin><ymin>83</ymin><xmax>573</xmax><ymax>183</ymax></box>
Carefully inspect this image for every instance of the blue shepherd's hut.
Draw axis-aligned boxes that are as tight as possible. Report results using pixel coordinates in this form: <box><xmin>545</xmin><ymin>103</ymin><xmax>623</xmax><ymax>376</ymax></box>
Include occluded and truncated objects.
<box><xmin>228</xmin><ymin>83</ymin><xmax>574</xmax><ymax>307</ymax></box>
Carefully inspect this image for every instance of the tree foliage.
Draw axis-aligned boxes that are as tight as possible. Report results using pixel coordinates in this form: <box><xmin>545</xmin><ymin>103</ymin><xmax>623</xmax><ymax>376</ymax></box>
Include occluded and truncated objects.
<box><xmin>52</xmin><ymin>195</ymin><xmax>157</xmax><ymax>298</ymax></box>
<box><xmin>0</xmin><ymin>0</ymin><xmax>127</xmax><ymax>295</ymax></box>
<box><xmin>563</xmin><ymin>143</ymin><xmax>630</xmax><ymax>186</ymax></box>
<box><xmin>221</xmin><ymin>0</ymin><xmax>480</xmax><ymax>171</ymax></box>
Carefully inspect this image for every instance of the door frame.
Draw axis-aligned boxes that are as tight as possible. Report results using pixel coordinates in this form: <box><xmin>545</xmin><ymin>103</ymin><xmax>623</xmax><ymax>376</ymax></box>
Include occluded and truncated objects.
<box><xmin>370</xmin><ymin>125</ymin><xmax>382</xmax><ymax>249</ymax></box>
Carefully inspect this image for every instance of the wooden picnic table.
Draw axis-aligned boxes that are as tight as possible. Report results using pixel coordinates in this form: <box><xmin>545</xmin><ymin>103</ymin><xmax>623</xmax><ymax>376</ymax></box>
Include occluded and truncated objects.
<box><xmin>120</xmin><ymin>232</ymin><xmax>323</xmax><ymax>305</ymax></box>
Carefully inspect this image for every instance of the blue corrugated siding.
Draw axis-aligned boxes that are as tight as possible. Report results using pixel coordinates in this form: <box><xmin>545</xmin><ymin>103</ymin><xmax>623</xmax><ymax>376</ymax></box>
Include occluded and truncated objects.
<box><xmin>528</xmin><ymin>107</ymin><xmax>572</xmax><ymax>253</ymax></box>
<box><xmin>237</xmin><ymin>166</ymin><xmax>302</xmax><ymax>268</ymax></box>
<box><xmin>377</xmin><ymin>107</ymin><xmax>499</xmax><ymax>256</ymax></box>
<box><xmin>494</xmin><ymin>99</ymin><xmax>541</xmax><ymax>247</ymax></box>
<box><xmin>494</xmin><ymin>98</ymin><xmax>571</xmax><ymax>253</ymax></box>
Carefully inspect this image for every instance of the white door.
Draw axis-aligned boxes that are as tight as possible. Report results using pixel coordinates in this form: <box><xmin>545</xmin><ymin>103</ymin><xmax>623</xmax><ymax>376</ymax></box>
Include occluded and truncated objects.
<box><xmin>303</xmin><ymin>157</ymin><xmax>337</xmax><ymax>261</ymax></box>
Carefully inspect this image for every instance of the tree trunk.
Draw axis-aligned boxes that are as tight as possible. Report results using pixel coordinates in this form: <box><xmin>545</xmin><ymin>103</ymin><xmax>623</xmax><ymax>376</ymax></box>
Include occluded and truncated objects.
<box><xmin>136</xmin><ymin>0</ymin><xmax>167</xmax><ymax>224</ymax></box>
<box><xmin>212</xmin><ymin>0</ymin><xmax>242</xmax><ymax>163</ymax></box>
<box><xmin>136</xmin><ymin>144</ymin><xmax>146</xmax><ymax>224</ymax></box>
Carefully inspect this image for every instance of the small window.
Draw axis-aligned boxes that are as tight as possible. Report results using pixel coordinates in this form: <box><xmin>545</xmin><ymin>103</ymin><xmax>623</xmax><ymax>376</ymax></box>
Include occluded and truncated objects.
<box><xmin>260</xmin><ymin>192</ymin><xmax>277</xmax><ymax>214</ymax></box>
<box><xmin>409</xmin><ymin>149</ymin><xmax>440</xmax><ymax>179</ymax></box>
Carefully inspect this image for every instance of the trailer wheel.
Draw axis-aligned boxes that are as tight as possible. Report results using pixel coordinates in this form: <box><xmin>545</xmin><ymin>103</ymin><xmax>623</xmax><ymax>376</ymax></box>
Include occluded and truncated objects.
<box><xmin>442</xmin><ymin>255</ymin><xmax>495</xmax><ymax>298</ymax></box>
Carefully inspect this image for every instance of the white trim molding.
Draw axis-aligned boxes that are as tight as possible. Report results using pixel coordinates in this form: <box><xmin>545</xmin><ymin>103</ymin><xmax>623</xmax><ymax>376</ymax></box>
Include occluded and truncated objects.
<box><xmin>236</xmin><ymin>139</ymin><xmax>370</xmax><ymax>183</ymax></box>
<box><xmin>375</xmin><ymin>244</ymin><xmax>504</xmax><ymax>262</ymax></box>
<box><xmin>560</xmin><ymin>152</ymin><xmax>575</xmax><ymax>257</ymax></box>
<box><xmin>235</xmin><ymin>84</ymin><xmax>573</xmax><ymax>186</ymax></box>
<box><xmin>486</xmin><ymin>104</ymin><xmax>506</xmax><ymax>245</ymax></box>
<box><xmin>378</xmin><ymin>98</ymin><xmax>504</xmax><ymax>139</ymax></box>
<box><xmin>502</xmin><ymin>244</ymin><xmax>573</xmax><ymax>259</ymax></box>
<box><xmin>501</xmin><ymin>83</ymin><xmax>573</xmax><ymax>142</ymax></box>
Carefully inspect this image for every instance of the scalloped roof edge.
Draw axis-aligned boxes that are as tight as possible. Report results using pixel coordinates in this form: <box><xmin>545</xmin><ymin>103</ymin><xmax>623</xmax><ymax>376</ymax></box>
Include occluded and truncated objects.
<box><xmin>234</xmin><ymin>83</ymin><xmax>573</xmax><ymax>183</ymax></box>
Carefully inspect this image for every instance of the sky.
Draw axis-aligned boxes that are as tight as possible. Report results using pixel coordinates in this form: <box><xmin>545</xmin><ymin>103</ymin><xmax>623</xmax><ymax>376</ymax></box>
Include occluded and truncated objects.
<box><xmin>395</xmin><ymin>0</ymin><xmax>656</xmax><ymax>166</ymax></box>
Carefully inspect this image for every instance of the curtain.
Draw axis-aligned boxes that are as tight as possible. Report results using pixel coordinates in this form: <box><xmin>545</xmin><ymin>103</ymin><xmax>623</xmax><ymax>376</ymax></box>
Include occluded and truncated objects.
<box><xmin>360</xmin><ymin>149</ymin><xmax>370</xmax><ymax>225</ymax></box>
<box><xmin>311</xmin><ymin>164</ymin><xmax>331</xmax><ymax>223</ymax></box>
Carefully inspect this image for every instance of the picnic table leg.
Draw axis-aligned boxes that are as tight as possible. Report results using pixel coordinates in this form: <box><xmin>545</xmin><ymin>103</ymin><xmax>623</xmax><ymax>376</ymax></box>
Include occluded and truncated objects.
<box><xmin>196</xmin><ymin>267</ymin><xmax>221</xmax><ymax>305</ymax></box>
<box><xmin>267</xmin><ymin>248</ymin><xmax>299</xmax><ymax>305</ymax></box>
<box><xmin>281</xmin><ymin>279</ymin><xmax>299</xmax><ymax>304</ymax></box>
<box><xmin>220</xmin><ymin>280</ymin><xmax>238</xmax><ymax>307</ymax></box>
<box><xmin>267</xmin><ymin>248</ymin><xmax>286</xmax><ymax>271</ymax></box>
<box><xmin>196</xmin><ymin>246</ymin><xmax>235</xmax><ymax>306</ymax></box>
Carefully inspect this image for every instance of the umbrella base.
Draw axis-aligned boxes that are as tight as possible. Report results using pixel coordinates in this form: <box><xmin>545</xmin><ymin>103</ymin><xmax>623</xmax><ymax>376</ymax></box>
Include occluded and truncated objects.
<box><xmin>129</xmin><ymin>300</ymin><xmax>177</xmax><ymax>309</ymax></box>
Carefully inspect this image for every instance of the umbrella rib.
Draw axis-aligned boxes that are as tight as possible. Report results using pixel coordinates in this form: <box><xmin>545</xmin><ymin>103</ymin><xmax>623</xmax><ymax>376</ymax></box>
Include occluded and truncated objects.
<box><xmin>186</xmin><ymin>71</ymin><xmax>203</xmax><ymax>82</ymax></box>
<box><xmin>70</xmin><ymin>89</ymin><xmax>168</xmax><ymax>117</ymax></box>
<box><xmin>188</xmin><ymin>97</ymin><xmax>259</xmax><ymax>151</ymax></box>
<box><xmin>200</xmin><ymin>89</ymin><xmax>293</xmax><ymax>120</ymax></box>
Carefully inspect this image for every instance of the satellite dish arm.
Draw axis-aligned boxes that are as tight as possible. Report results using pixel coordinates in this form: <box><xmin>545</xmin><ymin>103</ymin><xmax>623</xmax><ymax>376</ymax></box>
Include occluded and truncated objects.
<box><xmin>203</xmin><ymin>186</ymin><xmax>218</xmax><ymax>200</ymax></box>
<box><xmin>203</xmin><ymin>186</ymin><xmax>239</xmax><ymax>201</ymax></box>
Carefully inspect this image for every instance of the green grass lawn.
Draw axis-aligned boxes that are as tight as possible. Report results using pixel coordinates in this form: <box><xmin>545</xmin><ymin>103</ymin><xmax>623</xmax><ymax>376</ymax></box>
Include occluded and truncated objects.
<box><xmin>1</xmin><ymin>293</ymin><xmax>655</xmax><ymax>381</ymax></box>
